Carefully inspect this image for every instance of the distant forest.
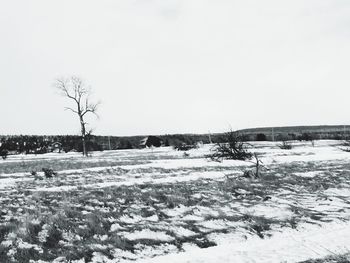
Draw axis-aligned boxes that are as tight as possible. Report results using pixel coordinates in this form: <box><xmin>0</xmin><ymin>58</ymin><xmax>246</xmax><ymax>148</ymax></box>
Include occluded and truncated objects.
<box><xmin>0</xmin><ymin>125</ymin><xmax>349</xmax><ymax>155</ymax></box>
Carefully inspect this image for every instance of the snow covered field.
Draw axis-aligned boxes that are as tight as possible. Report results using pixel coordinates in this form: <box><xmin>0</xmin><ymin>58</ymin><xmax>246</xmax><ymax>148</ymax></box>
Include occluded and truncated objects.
<box><xmin>1</xmin><ymin>140</ymin><xmax>350</xmax><ymax>262</ymax></box>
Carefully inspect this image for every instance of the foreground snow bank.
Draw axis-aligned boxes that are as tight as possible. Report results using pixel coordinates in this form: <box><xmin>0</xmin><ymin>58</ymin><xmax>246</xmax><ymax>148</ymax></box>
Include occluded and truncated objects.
<box><xmin>138</xmin><ymin>220</ymin><xmax>350</xmax><ymax>263</ymax></box>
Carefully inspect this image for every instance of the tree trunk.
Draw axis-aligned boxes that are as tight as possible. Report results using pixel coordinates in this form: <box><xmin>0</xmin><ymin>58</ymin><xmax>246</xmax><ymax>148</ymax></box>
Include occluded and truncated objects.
<box><xmin>79</xmin><ymin>115</ymin><xmax>87</xmax><ymax>157</ymax></box>
<box><xmin>82</xmin><ymin>135</ymin><xmax>87</xmax><ymax>156</ymax></box>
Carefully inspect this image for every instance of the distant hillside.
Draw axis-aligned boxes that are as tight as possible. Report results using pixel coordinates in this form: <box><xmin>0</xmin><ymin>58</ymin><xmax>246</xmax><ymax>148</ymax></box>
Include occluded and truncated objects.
<box><xmin>239</xmin><ymin>125</ymin><xmax>350</xmax><ymax>134</ymax></box>
<box><xmin>237</xmin><ymin>125</ymin><xmax>350</xmax><ymax>141</ymax></box>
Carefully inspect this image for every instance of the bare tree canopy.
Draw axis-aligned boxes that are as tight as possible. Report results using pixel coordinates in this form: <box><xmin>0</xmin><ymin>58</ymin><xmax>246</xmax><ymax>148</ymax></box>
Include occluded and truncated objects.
<box><xmin>54</xmin><ymin>76</ymin><xmax>100</xmax><ymax>156</ymax></box>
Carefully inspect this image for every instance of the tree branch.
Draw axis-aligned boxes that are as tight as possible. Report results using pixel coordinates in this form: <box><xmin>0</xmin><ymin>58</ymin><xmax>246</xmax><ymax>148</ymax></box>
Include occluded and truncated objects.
<box><xmin>55</xmin><ymin>78</ymin><xmax>79</xmax><ymax>104</ymax></box>
<box><xmin>81</xmin><ymin>101</ymin><xmax>100</xmax><ymax>118</ymax></box>
<box><xmin>64</xmin><ymin>107</ymin><xmax>79</xmax><ymax>114</ymax></box>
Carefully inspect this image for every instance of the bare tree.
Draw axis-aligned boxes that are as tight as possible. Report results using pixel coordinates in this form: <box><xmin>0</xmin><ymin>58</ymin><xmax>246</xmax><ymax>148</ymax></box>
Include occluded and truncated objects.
<box><xmin>54</xmin><ymin>76</ymin><xmax>100</xmax><ymax>156</ymax></box>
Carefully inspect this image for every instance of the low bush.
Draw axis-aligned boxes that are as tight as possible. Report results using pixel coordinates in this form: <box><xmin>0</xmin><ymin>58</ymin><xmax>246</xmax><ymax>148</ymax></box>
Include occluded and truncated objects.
<box><xmin>278</xmin><ymin>140</ymin><xmax>293</xmax><ymax>150</ymax></box>
<box><xmin>174</xmin><ymin>143</ymin><xmax>197</xmax><ymax>151</ymax></box>
<box><xmin>0</xmin><ymin>149</ymin><xmax>8</xmax><ymax>160</ymax></box>
<box><xmin>340</xmin><ymin>140</ymin><xmax>350</xmax><ymax>152</ymax></box>
<box><xmin>208</xmin><ymin>130</ymin><xmax>252</xmax><ymax>161</ymax></box>
<box><xmin>42</xmin><ymin>168</ymin><xmax>57</xmax><ymax>178</ymax></box>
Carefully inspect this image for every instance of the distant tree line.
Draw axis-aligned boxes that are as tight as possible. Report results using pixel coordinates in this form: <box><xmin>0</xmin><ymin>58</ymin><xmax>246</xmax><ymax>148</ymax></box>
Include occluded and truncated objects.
<box><xmin>246</xmin><ymin>131</ymin><xmax>349</xmax><ymax>142</ymax></box>
<box><xmin>0</xmin><ymin>129</ymin><xmax>348</xmax><ymax>156</ymax></box>
<box><xmin>0</xmin><ymin>134</ymin><xmax>213</xmax><ymax>155</ymax></box>
<box><xmin>0</xmin><ymin>135</ymin><xmax>103</xmax><ymax>155</ymax></box>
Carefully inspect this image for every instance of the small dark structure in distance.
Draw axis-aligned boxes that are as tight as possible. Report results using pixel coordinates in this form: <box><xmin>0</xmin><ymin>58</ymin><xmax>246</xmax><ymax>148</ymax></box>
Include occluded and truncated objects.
<box><xmin>140</xmin><ymin>136</ymin><xmax>162</xmax><ymax>148</ymax></box>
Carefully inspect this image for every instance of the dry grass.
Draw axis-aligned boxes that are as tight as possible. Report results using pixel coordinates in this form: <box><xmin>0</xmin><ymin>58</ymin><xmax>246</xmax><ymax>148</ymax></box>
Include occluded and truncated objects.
<box><xmin>300</xmin><ymin>253</ymin><xmax>350</xmax><ymax>263</ymax></box>
<box><xmin>1</xmin><ymin>145</ymin><xmax>350</xmax><ymax>262</ymax></box>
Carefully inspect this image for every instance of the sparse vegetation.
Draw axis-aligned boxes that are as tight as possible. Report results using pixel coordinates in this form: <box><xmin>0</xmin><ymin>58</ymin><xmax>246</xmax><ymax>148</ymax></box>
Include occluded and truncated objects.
<box><xmin>242</xmin><ymin>153</ymin><xmax>265</xmax><ymax>179</ymax></box>
<box><xmin>174</xmin><ymin>143</ymin><xmax>197</xmax><ymax>151</ymax></box>
<box><xmin>340</xmin><ymin>140</ymin><xmax>350</xmax><ymax>152</ymax></box>
<box><xmin>278</xmin><ymin>140</ymin><xmax>293</xmax><ymax>150</ymax></box>
<box><xmin>1</xmin><ymin>141</ymin><xmax>350</xmax><ymax>262</ymax></box>
<box><xmin>208</xmin><ymin>130</ymin><xmax>252</xmax><ymax>161</ymax></box>
<box><xmin>300</xmin><ymin>253</ymin><xmax>350</xmax><ymax>263</ymax></box>
<box><xmin>1</xmin><ymin>125</ymin><xmax>350</xmax><ymax>156</ymax></box>
<box><xmin>42</xmin><ymin>168</ymin><xmax>57</xmax><ymax>178</ymax></box>
<box><xmin>0</xmin><ymin>149</ymin><xmax>8</xmax><ymax>160</ymax></box>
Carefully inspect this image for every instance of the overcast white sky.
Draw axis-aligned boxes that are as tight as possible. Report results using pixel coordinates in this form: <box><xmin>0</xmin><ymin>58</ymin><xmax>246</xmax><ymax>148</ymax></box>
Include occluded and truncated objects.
<box><xmin>1</xmin><ymin>0</ymin><xmax>350</xmax><ymax>136</ymax></box>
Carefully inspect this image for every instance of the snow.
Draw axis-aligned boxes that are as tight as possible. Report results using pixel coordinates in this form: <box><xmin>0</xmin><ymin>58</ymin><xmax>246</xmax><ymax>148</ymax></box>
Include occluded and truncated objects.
<box><xmin>119</xmin><ymin>215</ymin><xmax>143</xmax><ymax>224</ymax></box>
<box><xmin>324</xmin><ymin>188</ymin><xmax>350</xmax><ymax>197</ymax></box>
<box><xmin>294</xmin><ymin>171</ymin><xmax>324</xmax><ymax>178</ymax></box>
<box><xmin>138</xmin><ymin>220</ymin><xmax>350</xmax><ymax>263</ymax></box>
<box><xmin>0</xmin><ymin>177</ymin><xmax>32</xmax><ymax>189</ymax></box>
<box><xmin>121</xmin><ymin>229</ymin><xmax>175</xmax><ymax>242</ymax></box>
<box><xmin>38</xmin><ymin>225</ymin><xmax>50</xmax><ymax>243</ymax></box>
<box><xmin>163</xmin><ymin>205</ymin><xmax>190</xmax><ymax>217</ymax></box>
<box><xmin>198</xmin><ymin>220</ymin><xmax>230</xmax><ymax>231</ymax></box>
<box><xmin>32</xmin><ymin>171</ymin><xmax>227</xmax><ymax>192</ymax></box>
<box><xmin>145</xmin><ymin>215</ymin><xmax>159</xmax><ymax>222</ymax></box>
<box><xmin>17</xmin><ymin>239</ymin><xmax>43</xmax><ymax>253</ymax></box>
<box><xmin>133</xmin><ymin>243</ymin><xmax>178</xmax><ymax>259</ymax></box>
<box><xmin>1</xmin><ymin>240</ymin><xmax>12</xmax><ymax>247</ymax></box>
<box><xmin>90</xmin><ymin>252</ymin><xmax>114</xmax><ymax>263</ymax></box>
<box><xmin>169</xmin><ymin>226</ymin><xmax>197</xmax><ymax>238</ymax></box>
<box><xmin>2</xmin><ymin>140</ymin><xmax>344</xmax><ymax>194</ymax></box>
<box><xmin>110</xmin><ymin>223</ymin><xmax>124</xmax><ymax>232</ymax></box>
<box><xmin>244</xmin><ymin>204</ymin><xmax>294</xmax><ymax>220</ymax></box>
<box><xmin>181</xmin><ymin>214</ymin><xmax>204</xmax><ymax>222</ymax></box>
<box><xmin>2</xmin><ymin>140</ymin><xmax>350</xmax><ymax>263</ymax></box>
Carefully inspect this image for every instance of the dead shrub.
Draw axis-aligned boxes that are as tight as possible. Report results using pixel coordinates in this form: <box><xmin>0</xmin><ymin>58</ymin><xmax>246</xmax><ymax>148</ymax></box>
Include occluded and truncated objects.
<box><xmin>278</xmin><ymin>140</ymin><xmax>293</xmax><ymax>150</ymax></box>
<box><xmin>208</xmin><ymin>130</ymin><xmax>252</xmax><ymax>161</ymax></box>
<box><xmin>42</xmin><ymin>168</ymin><xmax>57</xmax><ymax>178</ymax></box>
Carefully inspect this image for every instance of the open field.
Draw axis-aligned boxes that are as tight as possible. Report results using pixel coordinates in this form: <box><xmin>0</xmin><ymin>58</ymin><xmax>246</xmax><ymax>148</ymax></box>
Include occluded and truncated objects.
<box><xmin>1</xmin><ymin>140</ymin><xmax>350</xmax><ymax>262</ymax></box>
